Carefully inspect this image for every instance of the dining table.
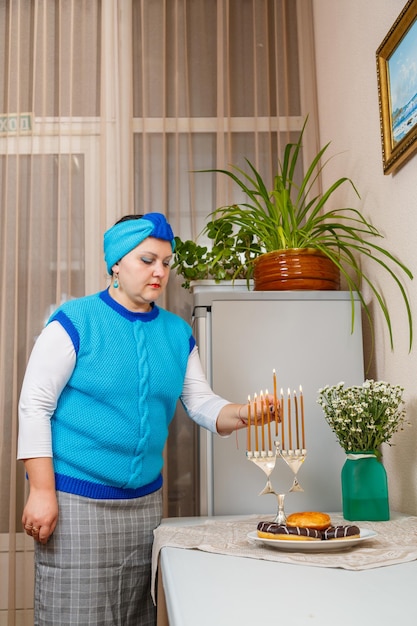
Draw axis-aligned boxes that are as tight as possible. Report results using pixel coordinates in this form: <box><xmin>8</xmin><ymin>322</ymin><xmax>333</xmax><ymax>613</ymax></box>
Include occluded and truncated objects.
<box><xmin>153</xmin><ymin>512</ymin><xmax>417</xmax><ymax>626</ymax></box>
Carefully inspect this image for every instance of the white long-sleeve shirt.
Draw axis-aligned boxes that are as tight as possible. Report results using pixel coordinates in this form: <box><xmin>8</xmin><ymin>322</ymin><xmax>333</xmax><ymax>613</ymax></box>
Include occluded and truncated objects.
<box><xmin>18</xmin><ymin>321</ymin><xmax>230</xmax><ymax>459</ymax></box>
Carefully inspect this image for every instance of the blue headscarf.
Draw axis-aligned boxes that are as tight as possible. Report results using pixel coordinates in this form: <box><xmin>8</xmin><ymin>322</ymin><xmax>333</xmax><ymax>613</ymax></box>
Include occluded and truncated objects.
<box><xmin>104</xmin><ymin>213</ymin><xmax>175</xmax><ymax>274</ymax></box>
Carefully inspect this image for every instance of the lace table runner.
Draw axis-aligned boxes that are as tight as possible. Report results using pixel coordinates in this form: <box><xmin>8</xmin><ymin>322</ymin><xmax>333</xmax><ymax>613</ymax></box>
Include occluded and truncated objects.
<box><xmin>152</xmin><ymin>514</ymin><xmax>417</xmax><ymax>600</ymax></box>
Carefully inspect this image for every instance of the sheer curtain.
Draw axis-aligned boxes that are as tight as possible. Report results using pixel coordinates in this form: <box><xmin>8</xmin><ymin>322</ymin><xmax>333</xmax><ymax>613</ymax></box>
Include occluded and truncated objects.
<box><xmin>0</xmin><ymin>0</ymin><xmax>318</xmax><ymax>621</ymax></box>
<box><xmin>0</xmin><ymin>3</ymin><xmax>103</xmax><ymax>623</ymax></box>
<box><xmin>130</xmin><ymin>0</ymin><xmax>319</xmax><ymax>517</ymax></box>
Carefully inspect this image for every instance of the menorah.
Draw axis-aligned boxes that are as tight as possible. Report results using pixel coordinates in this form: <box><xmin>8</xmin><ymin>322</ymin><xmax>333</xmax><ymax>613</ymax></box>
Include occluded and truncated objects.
<box><xmin>246</xmin><ymin>370</ymin><xmax>307</xmax><ymax>523</ymax></box>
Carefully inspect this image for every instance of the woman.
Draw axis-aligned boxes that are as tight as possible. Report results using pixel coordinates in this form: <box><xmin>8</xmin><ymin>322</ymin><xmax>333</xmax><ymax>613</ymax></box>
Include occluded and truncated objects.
<box><xmin>18</xmin><ymin>213</ymin><xmax>271</xmax><ymax>626</ymax></box>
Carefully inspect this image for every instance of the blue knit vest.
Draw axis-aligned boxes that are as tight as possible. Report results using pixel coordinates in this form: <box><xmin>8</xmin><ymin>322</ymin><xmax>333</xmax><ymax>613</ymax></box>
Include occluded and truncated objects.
<box><xmin>48</xmin><ymin>289</ymin><xmax>194</xmax><ymax>499</ymax></box>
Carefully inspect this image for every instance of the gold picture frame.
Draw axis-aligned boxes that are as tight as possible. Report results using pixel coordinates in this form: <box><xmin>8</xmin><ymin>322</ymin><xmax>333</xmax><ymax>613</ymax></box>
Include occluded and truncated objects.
<box><xmin>376</xmin><ymin>0</ymin><xmax>417</xmax><ymax>174</ymax></box>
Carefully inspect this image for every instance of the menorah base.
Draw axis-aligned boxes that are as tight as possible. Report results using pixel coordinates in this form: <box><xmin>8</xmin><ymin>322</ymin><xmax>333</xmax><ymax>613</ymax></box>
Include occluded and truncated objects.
<box><xmin>272</xmin><ymin>493</ymin><xmax>287</xmax><ymax>524</ymax></box>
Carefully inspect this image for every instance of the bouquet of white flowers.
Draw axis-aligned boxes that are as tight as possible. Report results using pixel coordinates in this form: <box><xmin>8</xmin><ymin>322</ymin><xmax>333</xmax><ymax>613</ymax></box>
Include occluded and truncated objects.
<box><xmin>317</xmin><ymin>380</ymin><xmax>408</xmax><ymax>456</ymax></box>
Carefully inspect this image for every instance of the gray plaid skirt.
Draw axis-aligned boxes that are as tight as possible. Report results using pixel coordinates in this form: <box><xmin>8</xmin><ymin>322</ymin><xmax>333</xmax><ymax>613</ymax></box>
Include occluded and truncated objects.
<box><xmin>34</xmin><ymin>489</ymin><xmax>163</xmax><ymax>626</ymax></box>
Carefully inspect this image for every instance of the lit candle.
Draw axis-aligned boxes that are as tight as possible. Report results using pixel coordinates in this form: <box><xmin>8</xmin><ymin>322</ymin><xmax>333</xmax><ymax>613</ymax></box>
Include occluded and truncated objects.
<box><xmin>300</xmin><ymin>385</ymin><xmax>306</xmax><ymax>449</ymax></box>
<box><xmin>273</xmin><ymin>369</ymin><xmax>279</xmax><ymax>436</ymax></box>
<box><xmin>254</xmin><ymin>393</ymin><xmax>259</xmax><ymax>452</ymax></box>
<box><xmin>294</xmin><ymin>389</ymin><xmax>300</xmax><ymax>450</ymax></box>
<box><xmin>265</xmin><ymin>388</ymin><xmax>272</xmax><ymax>451</ymax></box>
<box><xmin>287</xmin><ymin>388</ymin><xmax>292</xmax><ymax>450</ymax></box>
<box><xmin>280</xmin><ymin>388</ymin><xmax>285</xmax><ymax>449</ymax></box>
<box><xmin>247</xmin><ymin>395</ymin><xmax>251</xmax><ymax>451</ymax></box>
<box><xmin>260</xmin><ymin>391</ymin><xmax>265</xmax><ymax>450</ymax></box>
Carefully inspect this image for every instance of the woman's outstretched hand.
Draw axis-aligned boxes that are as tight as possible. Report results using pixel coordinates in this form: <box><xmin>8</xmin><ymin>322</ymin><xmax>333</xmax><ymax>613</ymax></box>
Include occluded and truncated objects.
<box><xmin>216</xmin><ymin>394</ymin><xmax>279</xmax><ymax>436</ymax></box>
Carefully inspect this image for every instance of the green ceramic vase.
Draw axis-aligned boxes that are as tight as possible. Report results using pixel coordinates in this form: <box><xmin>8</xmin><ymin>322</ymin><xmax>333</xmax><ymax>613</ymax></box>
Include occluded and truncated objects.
<box><xmin>341</xmin><ymin>451</ymin><xmax>390</xmax><ymax>521</ymax></box>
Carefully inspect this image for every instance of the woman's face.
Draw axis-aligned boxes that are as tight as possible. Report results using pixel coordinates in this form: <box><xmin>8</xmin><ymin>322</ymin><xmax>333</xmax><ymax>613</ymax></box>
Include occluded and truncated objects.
<box><xmin>110</xmin><ymin>237</ymin><xmax>173</xmax><ymax>312</ymax></box>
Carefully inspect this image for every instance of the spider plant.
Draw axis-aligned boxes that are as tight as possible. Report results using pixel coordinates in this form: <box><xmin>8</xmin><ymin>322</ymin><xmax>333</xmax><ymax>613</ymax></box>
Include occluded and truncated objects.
<box><xmin>195</xmin><ymin>119</ymin><xmax>413</xmax><ymax>351</ymax></box>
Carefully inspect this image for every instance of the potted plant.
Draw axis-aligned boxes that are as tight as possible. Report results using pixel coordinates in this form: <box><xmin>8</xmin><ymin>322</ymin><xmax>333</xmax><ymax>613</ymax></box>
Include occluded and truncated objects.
<box><xmin>172</xmin><ymin>219</ymin><xmax>261</xmax><ymax>290</ymax></box>
<box><xmin>190</xmin><ymin>119</ymin><xmax>413</xmax><ymax>351</ymax></box>
<box><xmin>317</xmin><ymin>379</ymin><xmax>408</xmax><ymax>520</ymax></box>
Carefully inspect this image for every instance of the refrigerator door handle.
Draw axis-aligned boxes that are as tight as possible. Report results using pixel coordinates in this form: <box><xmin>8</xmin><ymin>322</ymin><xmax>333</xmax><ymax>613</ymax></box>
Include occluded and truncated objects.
<box><xmin>192</xmin><ymin>306</ymin><xmax>214</xmax><ymax>516</ymax></box>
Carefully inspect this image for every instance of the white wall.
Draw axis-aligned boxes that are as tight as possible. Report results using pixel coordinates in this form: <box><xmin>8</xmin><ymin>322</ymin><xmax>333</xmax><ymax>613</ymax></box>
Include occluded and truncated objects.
<box><xmin>312</xmin><ymin>0</ymin><xmax>417</xmax><ymax>514</ymax></box>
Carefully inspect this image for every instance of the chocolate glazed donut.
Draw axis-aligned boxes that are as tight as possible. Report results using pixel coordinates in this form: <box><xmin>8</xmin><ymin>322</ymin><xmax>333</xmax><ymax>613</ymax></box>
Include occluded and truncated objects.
<box><xmin>257</xmin><ymin>521</ymin><xmax>322</xmax><ymax>541</ymax></box>
<box><xmin>322</xmin><ymin>525</ymin><xmax>360</xmax><ymax>540</ymax></box>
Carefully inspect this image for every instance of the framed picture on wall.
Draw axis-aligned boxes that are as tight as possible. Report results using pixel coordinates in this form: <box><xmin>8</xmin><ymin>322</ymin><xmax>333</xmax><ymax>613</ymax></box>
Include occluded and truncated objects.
<box><xmin>376</xmin><ymin>0</ymin><xmax>417</xmax><ymax>174</ymax></box>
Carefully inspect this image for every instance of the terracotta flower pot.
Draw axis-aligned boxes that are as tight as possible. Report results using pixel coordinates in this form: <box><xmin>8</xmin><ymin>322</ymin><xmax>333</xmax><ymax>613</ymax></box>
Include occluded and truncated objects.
<box><xmin>253</xmin><ymin>248</ymin><xmax>340</xmax><ymax>291</ymax></box>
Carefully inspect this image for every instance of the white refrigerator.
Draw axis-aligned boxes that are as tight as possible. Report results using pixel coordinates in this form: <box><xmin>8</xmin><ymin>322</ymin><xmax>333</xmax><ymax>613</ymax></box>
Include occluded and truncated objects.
<box><xmin>193</xmin><ymin>289</ymin><xmax>364</xmax><ymax>517</ymax></box>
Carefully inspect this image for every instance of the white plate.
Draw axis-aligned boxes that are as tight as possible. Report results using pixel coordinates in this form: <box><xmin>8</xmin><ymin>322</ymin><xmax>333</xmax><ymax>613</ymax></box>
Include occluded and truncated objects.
<box><xmin>247</xmin><ymin>528</ymin><xmax>377</xmax><ymax>552</ymax></box>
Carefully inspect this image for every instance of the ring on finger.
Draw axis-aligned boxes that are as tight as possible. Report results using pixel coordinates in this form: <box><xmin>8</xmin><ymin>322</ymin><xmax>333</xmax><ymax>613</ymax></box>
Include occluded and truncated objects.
<box><xmin>32</xmin><ymin>527</ymin><xmax>40</xmax><ymax>534</ymax></box>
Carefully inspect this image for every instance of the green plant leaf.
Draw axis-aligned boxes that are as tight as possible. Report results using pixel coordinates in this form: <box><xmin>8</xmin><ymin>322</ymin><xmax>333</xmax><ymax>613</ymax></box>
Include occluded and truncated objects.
<box><xmin>175</xmin><ymin>118</ymin><xmax>413</xmax><ymax>350</ymax></box>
